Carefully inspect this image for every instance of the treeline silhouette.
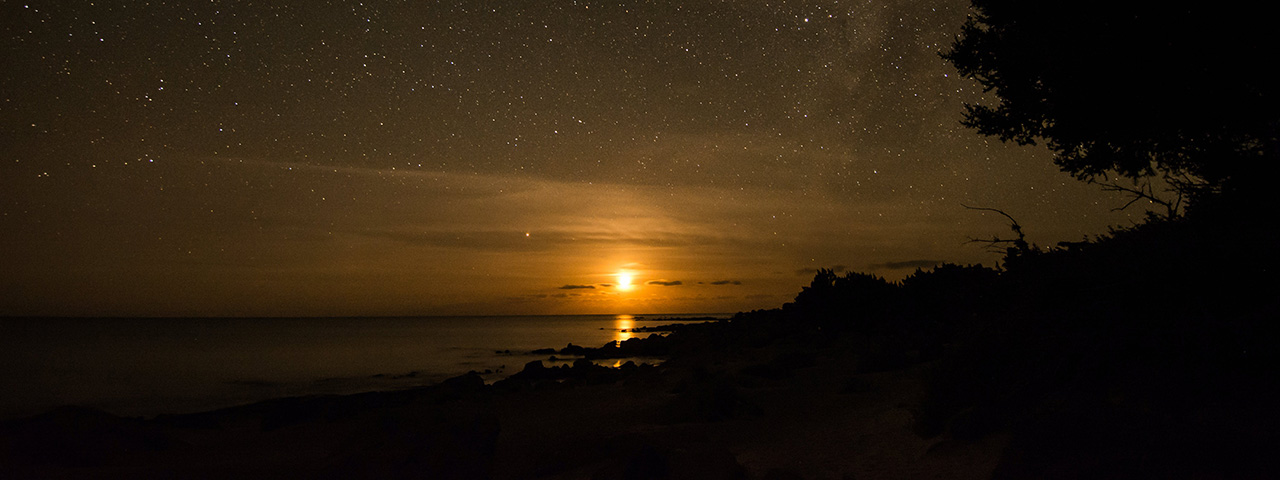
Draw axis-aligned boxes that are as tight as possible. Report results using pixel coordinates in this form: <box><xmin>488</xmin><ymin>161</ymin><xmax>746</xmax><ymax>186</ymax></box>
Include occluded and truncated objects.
<box><xmin>942</xmin><ymin>0</ymin><xmax>1279</xmax><ymax>210</ymax></box>
<box><xmin>3</xmin><ymin>214</ymin><xmax>1271</xmax><ymax>478</ymax></box>
<box><xmin>725</xmin><ymin>211</ymin><xmax>1278</xmax><ymax>477</ymax></box>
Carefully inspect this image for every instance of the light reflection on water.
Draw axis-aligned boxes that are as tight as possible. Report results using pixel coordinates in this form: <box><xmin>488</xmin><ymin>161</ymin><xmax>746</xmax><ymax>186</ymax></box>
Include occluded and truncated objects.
<box><xmin>0</xmin><ymin>314</ymin><xmax>724</xmax><ymax>419</ymax></box>
<box><xmin>615</xmin><ymin>314</ymin><xmax>635</xmax><ymax>344</ymax></box>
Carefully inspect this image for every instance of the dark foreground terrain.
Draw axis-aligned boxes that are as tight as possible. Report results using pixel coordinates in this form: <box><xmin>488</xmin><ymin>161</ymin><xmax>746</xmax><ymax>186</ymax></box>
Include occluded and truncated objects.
<box><xmin>0</xmin><ymin>322</ymin><xmax>1004</xmax><ymax>480</ymax></box>
<box><xmin>3</xmin><ymin>215</ymin><xmax>1277</xmax><ymax>479</ymax></box>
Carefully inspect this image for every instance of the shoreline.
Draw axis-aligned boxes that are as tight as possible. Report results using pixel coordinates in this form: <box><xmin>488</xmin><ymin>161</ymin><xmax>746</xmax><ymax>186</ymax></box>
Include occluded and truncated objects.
<box><xmin>0</xmin><ymin>315</ymin><xmax>1008</xmax><ymax>479</ymax></box>
<box><xmin>0</xmin><ymin>314</ymin><xmax>726</xmax><ymax>422</ymax></box>
<box><xmin>5</xmin><ymin>255</ymin><xmax>1276</xmax><ymax>480</ymax></box>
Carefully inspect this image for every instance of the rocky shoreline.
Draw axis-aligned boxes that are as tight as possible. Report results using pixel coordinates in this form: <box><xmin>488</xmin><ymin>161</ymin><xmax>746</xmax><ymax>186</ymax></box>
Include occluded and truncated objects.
<box><xmin>5</xmin><ymin>236</ymin><xmax>1276</xmax><ymax>479</ymax></box>
<box><xmin>0</xmin><ymin>316</ymin><xmax>1003</xmax><ymax>479</ymax></box>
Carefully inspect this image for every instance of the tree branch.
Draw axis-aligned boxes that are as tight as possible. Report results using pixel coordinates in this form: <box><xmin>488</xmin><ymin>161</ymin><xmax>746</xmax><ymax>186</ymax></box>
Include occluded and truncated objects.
<box><xmin>1091</xmin><ymin>176</ymin><xmax>1184</xmax><ymax>219</ymax></box>
<box><xmin>962</xmin><ymin>204</ymin><xmax>1029</xmax><ymax>254</ymax></box>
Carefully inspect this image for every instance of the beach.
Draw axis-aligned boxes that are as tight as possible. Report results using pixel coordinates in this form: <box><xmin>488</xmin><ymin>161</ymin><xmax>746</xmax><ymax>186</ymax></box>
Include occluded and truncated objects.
<box><xmin>0</xmin><ymin>315</ymin><xmax>1006</xmax><ymax>479</ymax></box>
<box><xmin>0</xmin><ymin>314</ymin><xmax>707</xmax><ymax>421</ymax></box>
<box><xmin>4</xmin><ymin>253</ymin><xmax>1276</xmax><ymax>479</ymax></box>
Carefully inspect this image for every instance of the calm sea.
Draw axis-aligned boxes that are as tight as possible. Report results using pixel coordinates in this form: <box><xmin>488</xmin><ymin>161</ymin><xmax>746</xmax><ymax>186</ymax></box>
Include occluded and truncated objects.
<box><xmin>0</xmin><ymin>314</ymin><xmax>724</xmax><ymax>420</ymax></box>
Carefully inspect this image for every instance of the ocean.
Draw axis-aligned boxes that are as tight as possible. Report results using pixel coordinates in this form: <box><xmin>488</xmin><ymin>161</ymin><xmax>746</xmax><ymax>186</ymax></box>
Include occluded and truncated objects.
<box><xmin>0</xmin><ymin>314</ymin><xmax>725</xmax><ymax>420</ymax></box>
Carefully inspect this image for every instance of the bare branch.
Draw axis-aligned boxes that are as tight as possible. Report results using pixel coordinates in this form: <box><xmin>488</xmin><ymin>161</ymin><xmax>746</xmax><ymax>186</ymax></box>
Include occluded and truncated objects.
<box><xmin>1090</xmin><ymin>174</ymin><xmax>1188</xmax><ymax>219</ymax></box>
<box><xmin>964</xmin><ymin>236</ymin><xmax>1023</xmax><ymax>254</ymax></box>
<box><xmin>962</xmin><ymin>204</ymin><xmax>1030</xmax><ymax>254</ymax></box>
<box><xmin>961</xmin><ymin>204</ymin><xmax>1019</xmax><ymax>225</ymax></box>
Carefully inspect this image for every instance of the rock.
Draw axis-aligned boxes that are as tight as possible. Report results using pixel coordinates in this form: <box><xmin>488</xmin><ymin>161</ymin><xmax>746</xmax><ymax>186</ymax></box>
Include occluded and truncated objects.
<box><xmin>0</xmin><ymin>406</ymin><xmax>182</xmax><ymax>469</ymax></box>
<box><xmin>440</xmin><ymin>371</ymin><xmax>486</xmax><ymax>391</ymax></box>
<box><xmin>559</xmin><ymin>343</ymin><xmax>588</xmax><ymax>356</ymax></box>
<box><xmin>520</xmin><ymin>360</ymin><xmax>545</xmax><ymax>373</ymax></box>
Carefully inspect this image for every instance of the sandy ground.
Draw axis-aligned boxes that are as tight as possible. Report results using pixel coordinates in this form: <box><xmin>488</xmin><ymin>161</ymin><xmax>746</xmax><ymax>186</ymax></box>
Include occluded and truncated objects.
<box><xmin>0</xmin><ymin>333</ymin><xmax>1008</xmax><ymax>479</ymax></box>
<box><xmin>487</xmin><ymin>350</ymin><xmax>1007</xmax><ymax>480</ymax></box>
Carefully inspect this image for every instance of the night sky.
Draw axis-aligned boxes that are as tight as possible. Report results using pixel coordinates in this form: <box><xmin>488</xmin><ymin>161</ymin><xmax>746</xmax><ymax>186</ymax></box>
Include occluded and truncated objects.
<box><xmin>2</xmin><ymin>0</ymin><xmax>1142</xmax><ymax>317</ymax></box>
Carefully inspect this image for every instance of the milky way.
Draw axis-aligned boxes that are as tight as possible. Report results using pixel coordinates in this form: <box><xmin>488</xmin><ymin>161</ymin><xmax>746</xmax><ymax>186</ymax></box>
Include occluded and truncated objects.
<box><xmin>1</xmin><ymin>1</ymin><xmax>1141</xmax><ymax>316</ymax></box>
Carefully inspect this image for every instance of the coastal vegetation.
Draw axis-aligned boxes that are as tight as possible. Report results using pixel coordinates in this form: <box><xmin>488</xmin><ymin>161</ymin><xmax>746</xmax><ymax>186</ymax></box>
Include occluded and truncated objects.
<box><xmin>3</xmin><ymin>1</ymin><xmax>1275</xmax><ymax>477</ymax></box>
<box><xmin>5</xmin><ymin>216</ymin><xmax>1273</xmax><ymax>477</ymax></box>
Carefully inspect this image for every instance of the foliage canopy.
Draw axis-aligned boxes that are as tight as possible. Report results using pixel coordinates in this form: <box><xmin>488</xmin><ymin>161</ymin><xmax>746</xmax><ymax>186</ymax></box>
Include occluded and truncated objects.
<box><xmin>942</xmin><ymin>1</ymin><xmax>1278</xmax><ymax>206</ymax></box>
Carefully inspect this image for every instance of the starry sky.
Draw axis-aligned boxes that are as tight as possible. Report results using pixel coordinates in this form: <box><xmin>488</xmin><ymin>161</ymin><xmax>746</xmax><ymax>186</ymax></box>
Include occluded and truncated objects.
<box><xmin>1</xmin><ymin>0</ymin><xmax>1142</xmax><ymax>317</ymax></box>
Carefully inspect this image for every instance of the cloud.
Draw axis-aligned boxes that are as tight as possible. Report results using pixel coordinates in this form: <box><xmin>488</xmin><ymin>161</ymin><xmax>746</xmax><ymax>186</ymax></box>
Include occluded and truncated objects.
<box><xmin>870</xmin><ymin>259</ymin><xmax>943</xmax><ymax>270</ymax></box>
<box><xmin>558</xmin><ymin>284</ymin><xmax>596</xmax><ymax>290</ymax></box>
<box><xmin>795</xmin><ymin>265</ymin><xmax>848</xmax><ymax>276</ymax></box>
<box><xmin>646</xmin><ymin>280</ymin><xmax>683</xmax><ymax>286</ymax></box>
<box><xmin>709</xmin><ymin>280</ymin><xmax>742</xmax><ymax>285</ymax></box>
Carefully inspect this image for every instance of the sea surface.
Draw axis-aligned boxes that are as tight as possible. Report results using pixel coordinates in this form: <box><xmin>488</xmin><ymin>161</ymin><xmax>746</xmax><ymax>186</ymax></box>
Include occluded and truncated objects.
<box><xmin>0</xmin><ymin>314</ymin><xmax>725</xmax><ymax>420</ymax></box>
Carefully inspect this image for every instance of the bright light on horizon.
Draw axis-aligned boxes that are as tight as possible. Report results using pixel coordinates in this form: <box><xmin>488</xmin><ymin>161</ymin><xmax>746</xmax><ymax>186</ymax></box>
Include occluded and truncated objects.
<box><xmin>616</xmin><ymin>272</ymin><xmax>634</xmax><ymax>291</ymax></box>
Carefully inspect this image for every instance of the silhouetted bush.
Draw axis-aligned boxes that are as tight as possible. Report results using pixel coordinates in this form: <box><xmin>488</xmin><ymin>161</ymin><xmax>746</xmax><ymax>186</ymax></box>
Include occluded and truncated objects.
<box><xmin>784</xmin><ymin>269</ymin><xmax>901</xmax><ymax>334</ymax></box>
<box><xmin>909</xmin><ymin>214</ymin><xmax>1280</xmax><ymax>475</ymax></box>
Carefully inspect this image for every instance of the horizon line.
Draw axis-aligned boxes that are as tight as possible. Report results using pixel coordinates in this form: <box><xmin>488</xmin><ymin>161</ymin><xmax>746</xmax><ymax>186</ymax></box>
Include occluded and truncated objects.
<box><xmin>0</xmin><ymin>312</ymin><xmax>742</xmax><ymax>321</ymax></box>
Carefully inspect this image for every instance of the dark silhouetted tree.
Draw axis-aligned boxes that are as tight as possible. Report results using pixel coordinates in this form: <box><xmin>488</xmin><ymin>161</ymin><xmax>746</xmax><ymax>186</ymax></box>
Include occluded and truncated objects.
<box><xmin>785</xmin><ymin>269</ymin><xmax>899</xmax><ymax>332</ymax></box>
<box><xmin>942</xmin><ymin>1</ymin><xmax>1279</xmax><ymax>209</ymax></box>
